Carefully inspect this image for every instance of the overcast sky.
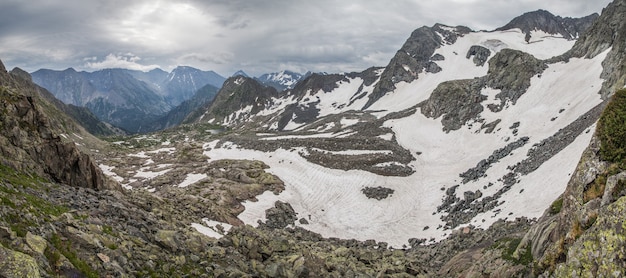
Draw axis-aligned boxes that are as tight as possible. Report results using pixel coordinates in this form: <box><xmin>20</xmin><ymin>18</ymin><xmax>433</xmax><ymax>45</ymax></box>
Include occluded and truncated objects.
<box><xmin>0</xmin><ymin>0</ymin><xmax>612</xmax><ymax>77</ymax></box>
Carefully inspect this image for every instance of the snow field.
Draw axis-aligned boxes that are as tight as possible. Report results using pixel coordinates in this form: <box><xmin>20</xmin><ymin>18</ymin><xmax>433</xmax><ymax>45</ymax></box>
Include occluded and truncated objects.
<box><xmin>202</xmin><ymin>39</ymin><xmax>607</xmax><ymax>247</ymax></box>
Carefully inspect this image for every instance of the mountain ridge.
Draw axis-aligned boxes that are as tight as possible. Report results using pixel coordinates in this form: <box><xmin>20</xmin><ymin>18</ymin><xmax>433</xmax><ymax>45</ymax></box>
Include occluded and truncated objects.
<box><xmin>31</xmin><ymin>66</ymin><xmax>227</xmax><ymax>133</ymax></box>
<box><xmin>1</xmin><ymin>3</ymin><xmax>626</xmax><ymax>277</ymax></box>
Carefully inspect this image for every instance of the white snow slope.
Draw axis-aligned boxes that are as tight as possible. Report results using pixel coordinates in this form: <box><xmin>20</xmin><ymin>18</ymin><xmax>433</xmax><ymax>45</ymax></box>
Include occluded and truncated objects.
<box><xmin>201</xmin><ymin>28</ymin><xmax>608</xmax><ymax>247</ymax></box>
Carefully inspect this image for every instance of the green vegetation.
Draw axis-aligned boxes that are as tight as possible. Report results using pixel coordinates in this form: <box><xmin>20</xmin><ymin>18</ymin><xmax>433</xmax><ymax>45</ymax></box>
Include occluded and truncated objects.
<box><xmin>549</xmin><ymin>197</ymin><xmax>564</xmax><ymax>214</ymax></box>
<box><xmin>491</xmin><ymin>237</ymin><xmax>534</xmax><ymax>265</ymax></box>
<box><xmin>597</xmin><ymin>88</ymin><xmax>626</xmax><ymax>168</ymax></box>
<box><xmin>49</xmin><ymin>233</ymin><xmax>99</xmax><ymax>278</ymax></box>
<box><xmin>102</xmin><ymin>225</ymin><xmax>118</xmax><ymax>237</ymax></box>
<box><xmin>583</xmin><ymin>174</ymin><xmax>606</xmax><ymax>203</ymax></box>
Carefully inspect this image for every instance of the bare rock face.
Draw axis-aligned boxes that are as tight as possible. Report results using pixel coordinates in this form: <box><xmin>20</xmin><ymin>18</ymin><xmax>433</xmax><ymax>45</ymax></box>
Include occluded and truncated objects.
<box><xmin>0</xmin><ymin>60</ymin><xmax>117</xmax><ymax>191</ymax></box>
<box><xmin>363</xmin><ymin>24</ymin><xmax>471</xmax><ymax>109</ymax></box>
<box><xmin>466</xmin><ymin>45</ymin><xmax>491</xmax><ymax>66</ymax></box>
<box><xmin>496</xmin><ymin>9</ymin><xmax>598</xmax><ymax>40</ymax></box>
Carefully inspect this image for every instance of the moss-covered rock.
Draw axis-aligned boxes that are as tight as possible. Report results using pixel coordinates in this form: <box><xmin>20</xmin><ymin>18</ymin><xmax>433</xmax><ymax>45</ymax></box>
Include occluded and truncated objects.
<box><xmin>554</xmin><ymin>196</ymin><xmax>626</xmax><ymax>277</ymax></box>
<box><xmin>0</xmin><ymin>246</ymin><xmax>40</xmax><ymax>278</ymax></box>
<box><xmin>25</xmin><ymin>232</ymin><xmax>47</xmax><ymax>255</ymax></box>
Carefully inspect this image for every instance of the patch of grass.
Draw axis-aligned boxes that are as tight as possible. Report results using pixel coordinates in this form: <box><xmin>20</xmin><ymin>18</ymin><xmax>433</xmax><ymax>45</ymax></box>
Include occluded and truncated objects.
<box><xmin>0</xmin><ymin>163</ymin><xmax>46</xmax><ymax>189</ymax></box>
<box><xmin>0</xmin><ymin>164</ymin><xmax>69</xmax><ymax>218</ymax></box>
<box><xmin>0</xmin><ymin>194</ymin><xmax>16</xmax><ymax>208</ymax></box>
<box><xmin>597</xmin><ymin>88</ymin><xmax>626</xmax><ymax>168</ymax></box>
<box><xmin>102</xmin><ymin>225</ymin><xmax>117</xmax><ymax>237</ymax></box>
<box><xmin>491</xmin><ymin>237</ymin><xmax>534</xmax><ymax>265</ymax></box>
<box><xmin>583</xmin><ymin>174</ymin><xmax>606</xmax><ymax>204</ymax></box>
<box><xmin>549</xmin><ymin>197</ymin><xmax>563</xmax><ymax>214</ymax></box>
<box><xmin>49</xmin><ymin>233</ymin><xmax>99</xmax><ymax>278</ymax></box>
<box><xmin>569</xmin><ymin>219</ymin><xmax>584</xmax><ymax>242</ymax></box>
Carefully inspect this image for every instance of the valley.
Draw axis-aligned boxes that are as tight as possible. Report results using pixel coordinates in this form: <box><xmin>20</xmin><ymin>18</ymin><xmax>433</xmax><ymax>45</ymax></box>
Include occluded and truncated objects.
<box><xmin>1</xmin><ymin>1</ymin><xmax>626</xmax><ymax>277</ymax></box>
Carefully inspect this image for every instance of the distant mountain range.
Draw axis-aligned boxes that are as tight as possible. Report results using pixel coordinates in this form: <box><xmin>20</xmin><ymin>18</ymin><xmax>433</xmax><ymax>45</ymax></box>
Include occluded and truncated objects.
<box><xmin>31</xmin><ymin>66</ymin><xmax>226</xmax><ymax>133</ymax></box>
<box><xmin>31</xmin><ymin>66</ymin><xmax>313</xmax><ymax>133</ymax></box>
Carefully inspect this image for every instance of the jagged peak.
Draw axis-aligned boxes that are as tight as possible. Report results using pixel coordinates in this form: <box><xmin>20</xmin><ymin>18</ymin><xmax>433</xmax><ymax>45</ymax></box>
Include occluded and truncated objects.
<box><xmin>495</xmin><ymin>9</ymin><xmax>599</xmax><ymax>40</ymax></box>
<box><xmin>10</xmin><ymin>67</ymin><xmax>32</xmax><ymax>82</ymax></box>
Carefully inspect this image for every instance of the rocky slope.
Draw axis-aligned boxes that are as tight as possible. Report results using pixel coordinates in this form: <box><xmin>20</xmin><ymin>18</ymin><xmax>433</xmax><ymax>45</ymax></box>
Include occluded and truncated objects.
<box><xmin>0</xmin><ymin>60</ymin><xmax>117</xmax><ymax>191</ymax></box>
<box><xmin>3</xmin><ymin>2</ymin><xmax>626</xmax><ymax>277</ymax></box>
<box><xmin>191</xmin><ymin>76</ymin><xmax>279</xmax><ymax>126</ymax></box>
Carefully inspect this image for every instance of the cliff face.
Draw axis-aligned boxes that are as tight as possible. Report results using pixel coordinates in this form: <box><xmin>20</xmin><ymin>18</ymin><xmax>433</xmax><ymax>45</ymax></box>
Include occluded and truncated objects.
<box><xmin>0</xmin><ymin>59</ymin><xmax>118</xmax><ymax>191</ymax></box>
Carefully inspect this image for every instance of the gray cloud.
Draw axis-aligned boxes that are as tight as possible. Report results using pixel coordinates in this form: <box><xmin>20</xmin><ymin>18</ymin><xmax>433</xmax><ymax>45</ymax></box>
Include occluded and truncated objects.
<box><xmin>0</xmin><ymin>0</ymin><xmax>613</xmax><ymax>76</ymax></box>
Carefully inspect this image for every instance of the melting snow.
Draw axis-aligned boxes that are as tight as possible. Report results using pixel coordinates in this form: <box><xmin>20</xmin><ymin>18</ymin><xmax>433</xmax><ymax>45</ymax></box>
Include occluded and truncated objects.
<box><xmin>98</xmin><ymin>164</ymin><xmax>124</xmax><ymax>183</ymax></box>
<box><xmin>178</xmin><ymin>173</ymin><xmax>208</xmax><ymax>188</ymax></box>
<box><xmin>203</xmin><ymin>48</ymin><xmax>608</xmax><ymax>247</ymax></box>
<box><xmin>191</xmin><ymin>219</ymin><xmax>233</xmax><ymax>239</ymax></box>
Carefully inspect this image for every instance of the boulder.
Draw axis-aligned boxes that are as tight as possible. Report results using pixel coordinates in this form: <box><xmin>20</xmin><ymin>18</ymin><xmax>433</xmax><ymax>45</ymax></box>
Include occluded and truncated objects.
<box><xmin>0</xmin><ymin>246</ymin><xmax>40</xmax><ymax>278</ymax></box>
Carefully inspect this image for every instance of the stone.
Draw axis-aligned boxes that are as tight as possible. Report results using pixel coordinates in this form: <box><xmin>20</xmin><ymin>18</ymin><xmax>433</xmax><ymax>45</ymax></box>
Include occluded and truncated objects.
<box><xmin>25</xmin><ymin>232</ymin><xmax>47</xmax><ymax>255</ymax></box>
<box><xmin>0</xmin><ymin>246</ymin><xmax>40</xmax><ymax>278</ymax></box>
<box><xmin>466</xmin><ymin>45</ymin><xmax>491</xmax><ymax>66</ymax></box>
<box><xmin>0</xmin><ymin>226</ymin><xmax>16</xmax><ymax>240</ymax></box>
<box><xmin>264</xmin><ymin>201</ymin><xmax>297</xmax><ymax>229</ymax></box>
<box><xmin>97</xmin><ymin>252</ymin><xmax>110</xmax><ymax>263</ymax></box>
<box><xmin>155</xmin><ymin>230</ymin><xmax>179</xmax><ymax>252</ymax></box>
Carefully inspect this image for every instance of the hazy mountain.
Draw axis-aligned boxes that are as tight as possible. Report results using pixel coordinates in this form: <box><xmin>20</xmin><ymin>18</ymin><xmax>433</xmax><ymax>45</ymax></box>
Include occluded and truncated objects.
<box><xmin>146</xmin><ymin>83</ymin><xmax>221</xmax><ymax>131</ymax></box>
<box><xmin>162</xmin><ymin>66</ymin><xmax>225</xmax><ymax>106</ymax></box>
<box><xmin>255</xmin><ymin>70</ymin><xmax>310</xmax><ymax>91</ymax></box>
<box><xmin>231</xmin><ymin>70</ymin><xmax>250</xmax><ymax>78</ymax></box>
<box><xmin>31</xmin><ymin>66</ymin><xmax>226</xmax><ymax>133</ymax></box>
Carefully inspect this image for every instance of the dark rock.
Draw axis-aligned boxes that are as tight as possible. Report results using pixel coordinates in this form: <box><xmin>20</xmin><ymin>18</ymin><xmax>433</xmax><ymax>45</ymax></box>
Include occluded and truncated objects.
<box><xmin>361</xmin><ymin>186</ymin><xmax>395</xmax><ymax>200</ymax></box>
<box><xmin>421</xmin><ymin>79</ymin><xmax>487</xmax><ymax>131</ymax></box>
<box><xmin>264</xmin><ymin>201</ymin><xmax>297</xmax><ymax>229</ymax></box>
<box><xmin>496</xmin><ymin>9</ymin><xmax>598</xmax><ymax>40</ymax></box>
<box><xmin>431</xmin><ymin>54</ymin><xmax>445</xmax><ymax>61</ymax></box>
<box><xmin>466</xmin><ymin>45</ymin><xmax>491</xmax><ymax>66</ymax></box>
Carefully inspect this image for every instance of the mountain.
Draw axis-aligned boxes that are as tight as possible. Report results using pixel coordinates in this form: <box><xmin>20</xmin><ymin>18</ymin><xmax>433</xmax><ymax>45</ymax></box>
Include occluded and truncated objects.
<box><xmin>161</xmin><ymin>66</ymin><xmax>225</xmax><ymax>106</ymax></box>
<box><xmin>124</xmin><ymin>67</ymin><xmax>169</xmax><ymax>92</ymax></box>
<box><xmin>496</xmin><ymin>9</ymin><xmax>599</xmax><ymax>41</ymax></box>
<box><xmin>231</xmin><ymin>70</ymin><xmax>250</xmax><ymax>78</ymax></box>
<box><xmin>145</xmin><ymin>83</ymin><xmax>220</xmax><ymax>131</ymax></box>
<box><xmin>8</xmin><ymin>68</ymin><xmax>122</xmax><ymax>136</ymax></box>
<box><xmin>4</xmin><ymin>3</ymin><xmax>626</xmax><ymax>277</ymax></box>
<box><xmin>0</xmin><ymin>59</ymin><xmax>117</xmax><ymax>190</ymax></box>
<box><xmin>186</xmin><ymin>7</ymin><xmax>608</xmax><ymax>252</ymax></box>
<box><xmin>255</xmin><ymin>70</ymin><xmax>310</xmax><ymax>91</ymax></box>
<box><xmin>32</xmin><ymin>66</ymin><xmax>226</xmax><ymax>133</ymax></box>
<box><xmin>191</xmin><ymin>76</ymin><xmax>279</xmax><ymax>126</ymax></box>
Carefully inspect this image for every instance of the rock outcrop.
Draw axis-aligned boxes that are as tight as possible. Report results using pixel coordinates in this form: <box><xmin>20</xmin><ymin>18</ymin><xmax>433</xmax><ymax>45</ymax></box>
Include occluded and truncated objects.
<box><xmin>364</xmin><ymin>24</ymin><xmax>471</xmax><ymax>109</ymax></box>
<box><xmin>0</xmin><ymin>59</ymin><xmax>117</xmax><ymax>191</ymax></box>
<box><xmin>496</xmin><ymin>9</ymin><xmax>598</xmax><ymax>40</ymax></box>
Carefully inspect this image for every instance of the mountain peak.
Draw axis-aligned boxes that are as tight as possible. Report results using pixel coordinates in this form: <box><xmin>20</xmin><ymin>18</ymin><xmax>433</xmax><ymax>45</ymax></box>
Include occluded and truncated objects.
<box><xmin>496</xmin><ymin>9</ymin><xmax>599</xmax><ymax>40</ymax></box>
<box><xmin>232</xmin><ymin>70</ymin><xmax>250</xmax><ymax>78</ymax></box>
<box><xmin>172</xmin><ymin>65</ymin><xmax>199</xmax><ymax>72</ymax></box>
<box><xmin>255</xmin><ymin>70</ymin><xmax>305</xmax><ymax>91</ymax></box>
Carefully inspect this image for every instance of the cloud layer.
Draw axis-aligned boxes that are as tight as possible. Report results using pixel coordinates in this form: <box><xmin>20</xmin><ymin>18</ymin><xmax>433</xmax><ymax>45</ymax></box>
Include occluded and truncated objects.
<box><xmin>0</xmin><ymin>0</ymin><xmax>612</xmax><ymax>76</ymax></box>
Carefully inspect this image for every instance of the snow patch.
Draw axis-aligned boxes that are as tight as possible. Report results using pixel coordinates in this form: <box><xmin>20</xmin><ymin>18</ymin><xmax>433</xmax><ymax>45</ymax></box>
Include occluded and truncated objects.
<box><xmin>178</xmin><ymin>173</ymin><xmax>208</xmax><ymax>188</ymax></box>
